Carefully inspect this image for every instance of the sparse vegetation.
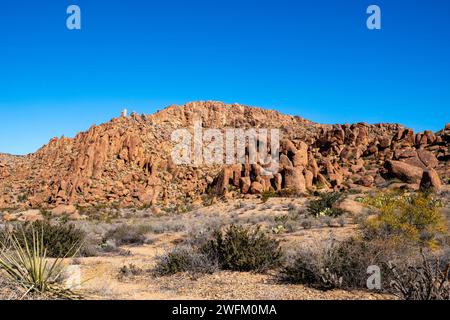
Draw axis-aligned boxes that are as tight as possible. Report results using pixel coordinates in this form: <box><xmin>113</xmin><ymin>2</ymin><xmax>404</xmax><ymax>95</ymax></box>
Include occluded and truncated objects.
<box><xmin>1</xmin><ymin>221</ymin><xmax>85</xmax><ymax>258</ymax></box>
<box><xmin>388</xmin><ymin>251</ymin><xmax>450</xmax><ymax>300</ymax></box>
<box><xmin>307</xmin><ymin>192</ymin><xmax>347</xmax><ymax>218</ymax></box>
<box><xmin>17</xmin><ymin>194</ymin><xmax>28</xmax><ymax>203</ymax></box>
<box><xmin>279</xmin><ymin>237</ymin><xmax>407</xmax><ymax>290</ymax></box>
<box><xmin>300</xmin><ymin>218</ymin><xmax>313</xmax><ymax>229</ymax></box>
<box><xmin>280</xmin><ymin>256</ymin><xmax>343</xmax><ymax>290</ymax></box>
<box><xmin>280</xmin><ymin>190</ymin><xmax>450</xmax><ymax>296</ymax></box>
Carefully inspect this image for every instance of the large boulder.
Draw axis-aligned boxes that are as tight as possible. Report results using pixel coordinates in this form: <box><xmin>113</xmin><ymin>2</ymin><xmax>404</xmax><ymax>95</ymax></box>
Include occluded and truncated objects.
<box><xmin>250</xmin><ymin>181</ymin><xmax>264</xmax><ymax>194</ymax></box>
<box><xmin>384</xmin><ymin>160</ymin><xmax>424</xmax><ymax>183</ymax></box>
<box><xmin>292</xmin><ymin>142</ymin><xmax>308</xmax><ymax>167</ymax></box>
<box><xmin>284</xmin><ymin>167</ymin><xmax>306</xmax><ymax>193</ymax></box>
<box><xmin>417</xmin><ymin>149</ymin><xmax>439</xmax><ymax>168</ymax></box>
<box><xmin>212</xmin><ymin>164</ymin><xmax>242</xmax><ymax>195</ymax></box>
<box><xmin>240</xmin><ymin>177</ymin><xmax>252</xmax><ymax>194</ymax></box>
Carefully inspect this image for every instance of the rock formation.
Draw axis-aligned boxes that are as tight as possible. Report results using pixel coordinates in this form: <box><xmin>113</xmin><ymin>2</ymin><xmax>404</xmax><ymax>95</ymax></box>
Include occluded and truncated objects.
<box><xmin>0</xmin><ymin>101</ymin><xmax>448</xmax><ymax>211</ymax></box>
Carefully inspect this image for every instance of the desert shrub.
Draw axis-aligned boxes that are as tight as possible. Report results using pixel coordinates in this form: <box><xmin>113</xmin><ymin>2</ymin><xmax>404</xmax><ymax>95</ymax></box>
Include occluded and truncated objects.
<box><xmin>271</xmin><ymin>225</ymin><xmax>287</xmax><ymax>234</ymax></box>
<box><xmin>325</xmin><ymin>237</ymin><xmax>405</xmax><ymax>289</ymax></box>
<box><xmin>2</xmin><ymin>221</ymin><xmax>85</xmax><ymax>258</ymax></box>
<box><xmin>307</xmin><ymin>192</ymin><xmax>346</xmax><ymax>218</ymax></box>
<box><xmin>271</xmin><ymin>215</ymin><xmax>289</xmax><ymax>234</ymax></box>
<box><xmin>17</xmin><ymin>194</ymin><xmax>28</xmax><ymax>203</ymax></box>
<box><xmin>103</xmin><ymin>224</ymin><xmax>146</xmax><ymax>246</ymax></box>
<box><xmin>271</xmin><ymin>212</ymin><xmax>303</xmax><ymax>234</ymax></box>
<box><xmin>280</xmin><ymin>237</ymin><xmax>413</xmax><ymax>291</ymax></box>
<box><xmin>300</xmin><ymin>218</ymin><xmax>313</xmax><ymax>230</ymax></box>
<box><xmin>274</xmin><ymin>215</ymin><xmax>289</xmax><ymax>226</ymax></box>
<box><xmin>154</xmin><ymin>245</ymin><xmax>218</xmax><ymax>276</ymax></box>
<box><xmin>279</xmin><ymin>249</ymin><xmax>342</xmax><ymax>290</ymax></box>
<box><xmin>388</xmin><ymin>251</ymin><xmax>450</xmax><ymax>300</ymax></box>
<box><xmin>118</xmin><ymin>264</ymin><xmax>145</xmax><ymax>279</ymax></box>
<box><xmin>362</xmin><ymin>192</ymin><xmax>447</xmax><ymax>248</ymax></box>
<box><xmin>203</xmin><ymin>225</ymin><xmax>283</xmax><ymax>272</ymax></box>
<box><xmin>261</xmin><ymin>191</ymin><xmax>279</xmax><ymax>203</ymax></box>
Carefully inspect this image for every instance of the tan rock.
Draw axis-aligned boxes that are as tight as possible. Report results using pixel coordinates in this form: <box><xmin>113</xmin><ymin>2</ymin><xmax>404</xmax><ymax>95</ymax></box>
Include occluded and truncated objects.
<box><xmin>284</xmin><ymin>167</ymin><xmax>306</xmax><ymax>193</ymax></box>
<box><xmin>250</xmin><ymin>181</ymin><xmax>264</xmax><ymax>194</ymax></box>
<box><xmin>51</xmin><ymin>204</ymin><xmax>77</xmax><ymax>216</ymax></box>
<box><xmin>280</xmin><ymin>139</ymin><xmax>297</xmax><ymax>155</ymax></box>
<box><xmin>280</xmin><ymin>154</ymin><xmax>293</xmax><ymax>170</ymax></box>
<box><xmin>240</xmin><ymin>177</ymin><xmax>252</xmax><ymax>194</ymax></box>
<box><xmin>336</xmin><ymin>197</ymin><xmax>370</xmax><ymax>216</ymax></box>
<box><xmin>304</xmin><ymin>170</ymin><xmax>315</xmax><ymax>191</ymax></box>
<box><xmin>2</xmin><ymin>213</ymin><xmax>17</xmax><ymax>222</ymax></box>
<box><xmin>359</xmin><ymin>175</ymin><xmax>374</xmax><ymax>187</ymax></box>
<box><xmin>417</xmin><ymin>149</ymin><xmax>439</xmax><ymax>168</ymax></box>
<box><xmin>384</xmin><ymin>160</ymin><xmax>424</xmax><ymax>183</ymax></box>
<box><xmin>18</xmin><ymin>210</ymin><xmax>43</xmax><ymax>222</ymax></box>
<box><xmin>292</xmin><ymin>142</ymin><xmax>308</xmax><ymax>167</ymax></box>
<box><xmin>317</xmin><ymin>173</ymin><xmax>331</xmax><ymax>190</ymax></box>
<box><xmin>420</xmin><ymin>168</ymin><xmax>442</xmax><ymax>192</ymax></box>
<box><xmin>273</xmin><ymin>173</ymin><xmax>283</xmax><ymax>191</ymax></box>
<box><xmin>378</xmin><ymin>136</ymin><xmax>391</xmax><ymax>149</ymax></box>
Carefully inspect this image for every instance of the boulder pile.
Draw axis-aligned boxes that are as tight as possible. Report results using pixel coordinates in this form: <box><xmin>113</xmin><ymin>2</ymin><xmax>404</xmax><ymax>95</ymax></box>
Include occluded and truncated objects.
<box><xmin>0</xmin><ymin>101</ymin><xmax>448</xmax><ymax>213</ymax></box>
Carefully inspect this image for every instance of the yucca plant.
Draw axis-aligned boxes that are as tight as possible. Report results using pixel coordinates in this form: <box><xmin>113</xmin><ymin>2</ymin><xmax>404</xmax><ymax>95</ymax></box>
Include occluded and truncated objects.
<box><xmin>0</xmin><ymin>224</ymin><xmax>83</xmax><ymax>300</ymax></box>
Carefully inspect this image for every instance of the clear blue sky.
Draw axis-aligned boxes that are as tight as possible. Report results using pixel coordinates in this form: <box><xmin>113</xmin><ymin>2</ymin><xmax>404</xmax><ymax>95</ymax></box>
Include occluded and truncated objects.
<box><xmin>1</xmin><ymin>0</ymin><xmax>449</xmax><ymax>155</ymax></box>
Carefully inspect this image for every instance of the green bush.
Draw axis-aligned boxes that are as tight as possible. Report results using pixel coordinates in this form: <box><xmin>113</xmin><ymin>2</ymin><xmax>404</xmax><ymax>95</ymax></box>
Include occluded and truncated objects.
<box><xmin>203</xmin><ymin>225</ymin><xmax>283</xmax><ymax>272</ymax></box>
<box><xmin>307</xmin><ymin>192</ymin><xmax>346</xmax><ymax>218</ymax></box>
<box><xmin>2</xmin><ymin>221</ymin><xmax>85</xmax><ymax>258</ymax></box>
<box><xmin>261</xmin><ymin>191</ymin><xmax>278</xmax><ymax>203</ymax></box>
<box><xmin>362</xmin><ymin>192</ymin><xmax>447</xmax><ymax>248</ymax></box>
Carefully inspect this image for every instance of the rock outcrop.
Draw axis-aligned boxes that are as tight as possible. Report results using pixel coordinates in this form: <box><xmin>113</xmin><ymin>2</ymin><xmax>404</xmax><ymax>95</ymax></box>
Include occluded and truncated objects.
<box><xmin>0</xmin><ymin>101</ymin><xmax>448</xmax><ymax>211</ymax></box>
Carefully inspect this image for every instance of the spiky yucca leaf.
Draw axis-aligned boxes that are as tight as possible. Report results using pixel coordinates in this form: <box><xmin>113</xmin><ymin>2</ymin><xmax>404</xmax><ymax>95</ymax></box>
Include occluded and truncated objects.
<box><xmin>0</xmin><ymin>224</ymin><xmax>83</xmax><ymax>299</ymax></box>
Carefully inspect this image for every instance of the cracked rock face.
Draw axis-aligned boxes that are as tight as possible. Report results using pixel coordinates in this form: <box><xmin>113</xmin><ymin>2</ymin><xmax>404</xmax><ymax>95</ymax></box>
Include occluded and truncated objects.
<box><xmin>0</xmin><ymin>101</ymin><xmax>449</xmax><ymax>211</ymax></box>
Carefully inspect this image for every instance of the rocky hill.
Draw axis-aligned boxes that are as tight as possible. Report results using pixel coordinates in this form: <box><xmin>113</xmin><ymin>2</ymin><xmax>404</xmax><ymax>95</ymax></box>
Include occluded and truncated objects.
<box><xmin>0</xmin><ymin>101</ymin><xmax>449</xmax><ymax>211</ymax></box>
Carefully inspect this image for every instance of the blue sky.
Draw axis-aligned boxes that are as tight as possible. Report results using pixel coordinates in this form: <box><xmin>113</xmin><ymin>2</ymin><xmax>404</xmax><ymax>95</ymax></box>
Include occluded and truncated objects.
<box><xmin>1</xmin><ymin>0</ymin><xmax>449</xmax><ymax>155</ymax></box>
